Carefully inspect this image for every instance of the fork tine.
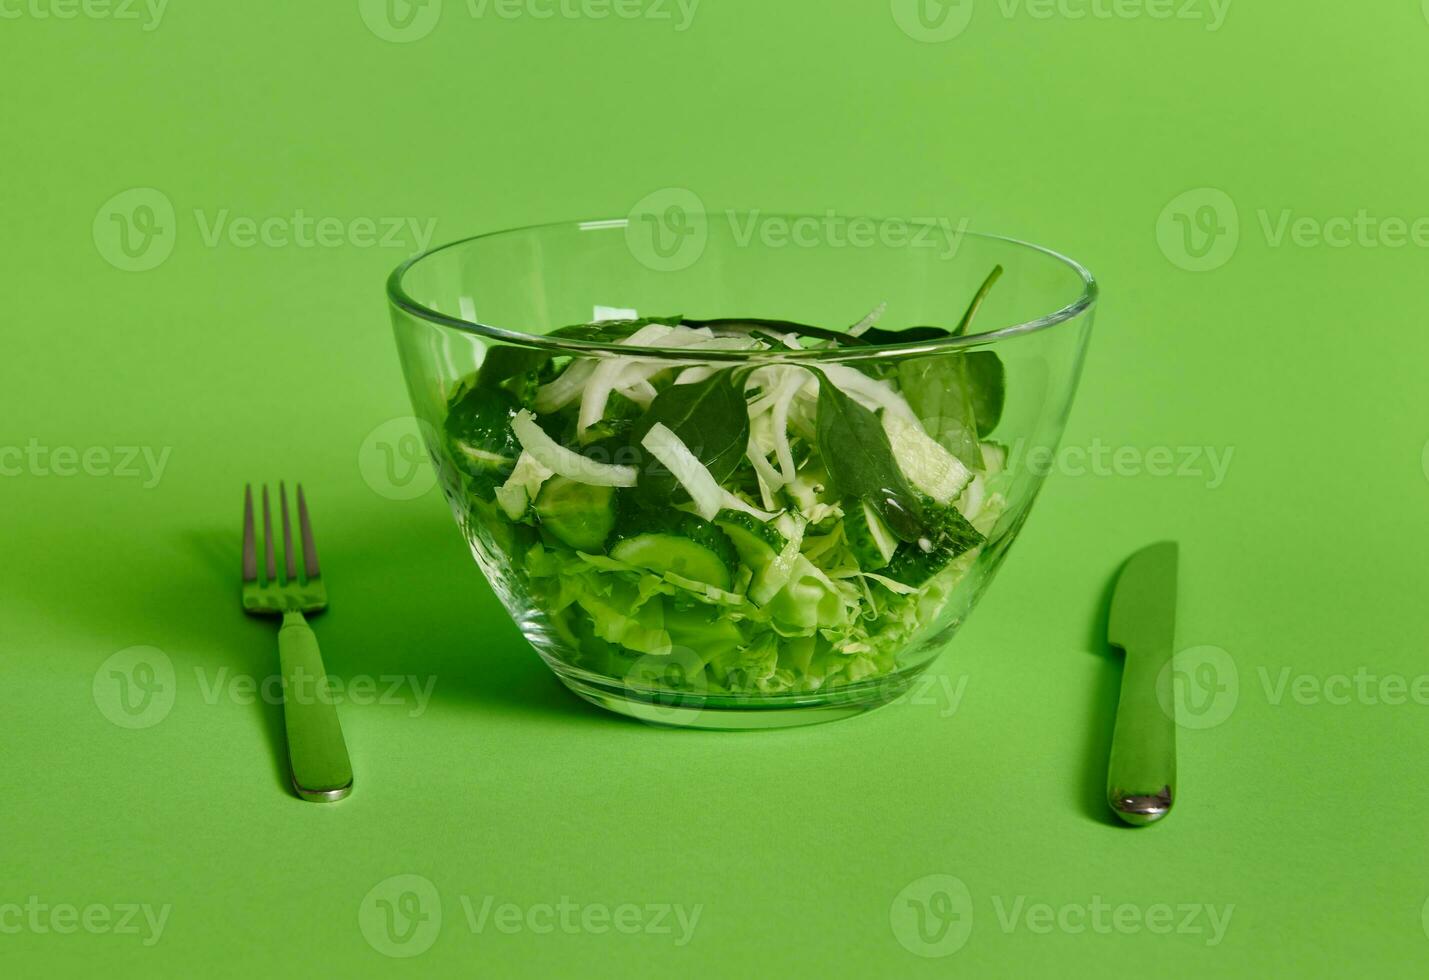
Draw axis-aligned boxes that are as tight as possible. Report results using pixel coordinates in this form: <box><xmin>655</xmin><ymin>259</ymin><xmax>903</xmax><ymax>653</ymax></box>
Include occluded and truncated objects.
<box><xmin>261</xmin><ymin>484</ymin><xmax>277</xmax><ymax>584</ymax></box>
<box><xmin>242</xmin><ymin>484</ymin><xmax>257</xmax><ymax>583</ymax></box>
<box><xmin>279</xmin><ymin>481</ymin><xmax>297</xmax><ymax>583</ymax></box>
<box><xmin>297</xmin><ymin>483</ymin><xmax>320</xmax><ymax>579</ymax></box>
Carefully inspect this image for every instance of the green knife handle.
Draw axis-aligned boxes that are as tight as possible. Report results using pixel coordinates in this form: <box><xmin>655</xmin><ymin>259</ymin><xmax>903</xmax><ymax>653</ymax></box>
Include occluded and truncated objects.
<box><xmin>1107</xmin><ymin>642</ymin><xmax>1176</xmax><ymax>825</ymax></box>
<box><xmin>277</xmin><ymin>611</ymin><xmax>353</xmax><ymax>802</ymax></box>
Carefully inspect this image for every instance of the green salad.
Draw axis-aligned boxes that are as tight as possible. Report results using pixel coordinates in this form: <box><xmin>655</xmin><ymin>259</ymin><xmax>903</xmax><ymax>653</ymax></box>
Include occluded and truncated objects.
<box><xmin>439</xmin><ymin>269</ymin><xmax>1010</xmax><ymax>697</ymax></box>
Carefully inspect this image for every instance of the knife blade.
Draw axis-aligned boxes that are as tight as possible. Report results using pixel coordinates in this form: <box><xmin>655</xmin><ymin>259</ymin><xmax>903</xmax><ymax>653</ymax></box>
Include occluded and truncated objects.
<box><xmin>1105</xmin><ymin>541</ymin><xmax>1179</xmax><ymax>826</ymax></box>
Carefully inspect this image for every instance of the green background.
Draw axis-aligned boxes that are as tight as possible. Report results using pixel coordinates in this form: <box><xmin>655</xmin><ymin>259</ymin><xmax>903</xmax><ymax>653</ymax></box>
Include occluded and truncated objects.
<box><xmin>4</xmin><ymin>1</ymin><xmax>1428</xmax><ymax>975</ymax></box>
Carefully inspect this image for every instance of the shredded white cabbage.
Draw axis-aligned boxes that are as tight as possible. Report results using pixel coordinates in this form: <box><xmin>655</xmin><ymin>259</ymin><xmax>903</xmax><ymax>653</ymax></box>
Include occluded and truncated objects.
<box><xmin>848</xmin><ymin>302</ymin><xmax>888</xmax><ymax>337</ymax></box>
<box><xmin>575</xmin><ymin>325</ymin><xmax>716</xmax><ymax>438</ymax></box>
<box><xmin>511</xmin><ymin>410</ymin><xmax>637</xmax><ymax>487</ymax></box>
<box><xmin>534</xmin><ymin>359</ymin><xmax>596</xmax><ymax>413</ymax></box>
<box><xmin>495</xmin><ymin>451</ymin><xmax>553</xmax><ymax>520</ymax></box>
<box><xmin>770</xmin><ymin>368</ymin><xmax>811</xmax><ymax>483</ymax></box>
<box><xmin>640</xmin><ymin>422</ymin><xmax>724</xmax><ymax>520</ymax></box>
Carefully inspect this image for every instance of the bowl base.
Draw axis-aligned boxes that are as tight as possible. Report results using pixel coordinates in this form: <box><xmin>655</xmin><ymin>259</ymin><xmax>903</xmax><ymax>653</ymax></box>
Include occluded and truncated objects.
<box><xmin>551</xmin><ymin>663</ymin><xmax>928</xmax><ymax>731</ymax></box>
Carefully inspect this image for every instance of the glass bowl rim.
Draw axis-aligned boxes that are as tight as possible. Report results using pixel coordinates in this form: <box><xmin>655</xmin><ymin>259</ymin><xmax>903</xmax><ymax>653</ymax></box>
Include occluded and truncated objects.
<box><xmin>386</xmin><ymin>214</ymin><xmax>1098</xmax><ymax>362</ymax></box>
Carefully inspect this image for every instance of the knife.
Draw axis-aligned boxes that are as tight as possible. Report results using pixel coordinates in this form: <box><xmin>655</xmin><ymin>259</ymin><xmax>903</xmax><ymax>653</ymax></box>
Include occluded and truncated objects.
<box><xmin>1105</xmin><ymin>541</ymin><xmax>1179</xmax><ymax>826</ymax></box>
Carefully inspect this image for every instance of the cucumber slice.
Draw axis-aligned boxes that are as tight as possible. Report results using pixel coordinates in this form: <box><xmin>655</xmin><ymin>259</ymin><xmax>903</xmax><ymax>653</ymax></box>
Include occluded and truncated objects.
<box><xmin>882</xmin><ymin>410</ymin><xmax>973</xmax><ymax>505</ymax></box>
<box><xmin>844</xmin><ymin>499</ymin><xmax>897</xmax><ymax>571</ymax></box>
<box><xmin>610</xmin><ymin>534</ymin><xmax>732</xmax><ymax>590</ymax></box>
<box><xmin>534</xmin><ymin>477</ymin><xmax>616</xmax><ymax>551</ymax></box>
<box><xmin>881</xmin><ymin>545</ymin><xmax>951</xmax><ymax>588</ymax></box>
<box><xmin>715</xmin><ymin>510</ymin><xmax>787</xmax><ymax>557</ymax></box>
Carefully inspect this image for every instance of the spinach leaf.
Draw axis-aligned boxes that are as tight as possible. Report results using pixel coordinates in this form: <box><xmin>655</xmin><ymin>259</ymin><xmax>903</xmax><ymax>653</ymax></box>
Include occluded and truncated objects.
<box><xmin>858</xmin><ymin>324</ymin><xmax>949</xmax><ymax>346</ymax></box>
<box><xmin>476</xmin><ymin>346</ymin><xmax>551</xmax><ymax>405</ymax></box>
<box><xmin>874</xmin><ymin>265</ymin><xmax>1008</xmax><ymax>443</ymax></box>
<box><xmin>813</xmin><ymin>372</ymin><xmax>927</xmax><ymax>543</ymax></box>
<box><xmin>630</xmin><ymin>371</ymin><xmax>750</xmax><ymax>504</ymax></box>
<box><xmin>952</xmin><ymin>265</ymin><xmax>1003</xmax><ymax>337</ymax></box>
<box><xmin>964</xmin><ymin>351</ymin><xmax>1005</xmax><ymax>436</ymax></box>
<box><xmin>952</xmin><ymin>265</ymin><xmax>1006</xmax><ymax>436</ymax></box>
<box><xmin>896</xmin><ymin>356</ymin><xmax>985</xmax><ymax>471</ymax></box>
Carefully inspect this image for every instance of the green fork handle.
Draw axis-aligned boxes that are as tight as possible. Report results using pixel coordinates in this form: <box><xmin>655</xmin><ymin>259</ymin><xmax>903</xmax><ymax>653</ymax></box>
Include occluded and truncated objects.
<box><xmin>278</xmin><ymin>611</ymin><xmax>353</xmax><ymax>802</ymax></box>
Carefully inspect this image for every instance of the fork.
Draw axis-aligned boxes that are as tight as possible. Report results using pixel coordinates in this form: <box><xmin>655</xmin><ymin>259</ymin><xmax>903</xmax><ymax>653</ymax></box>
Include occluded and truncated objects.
<box><xmin>242</xmin><ymin>482</ymin><xmax>353</xmax><ymax>802</ymax></box>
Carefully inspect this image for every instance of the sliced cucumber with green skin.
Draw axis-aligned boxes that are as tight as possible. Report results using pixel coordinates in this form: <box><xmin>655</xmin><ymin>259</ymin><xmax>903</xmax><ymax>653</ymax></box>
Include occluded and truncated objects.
<box><xmin>609</xmin><ymin>534</ymin><xmax>732</xmax><ymax>590</ymax></box>
<box><xmin>534</xmin><ymin>477</ymin><xmax>616</xmax><ymax>551</ymax></box>
<box><xmin>882</xmin><ymin>544</ymin><xmax>955</xmax><ymax>588</ymax></box>
<box><xmin>844</xmin><ymin>499</ymin><xmax>898</xmax><ymax>571</ymax></box>
<box><xmin>715</xmin><ymin>510</ymin><xmax>786</xmax><ymax>556</ymax></box>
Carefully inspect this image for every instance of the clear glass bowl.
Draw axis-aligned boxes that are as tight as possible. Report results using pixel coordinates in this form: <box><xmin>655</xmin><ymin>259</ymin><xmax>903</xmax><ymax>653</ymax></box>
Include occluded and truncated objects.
<box><xmin>387</xmin><ymin>215</ymin><xmax>1095</xmax><ymax>728</ymax></box>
